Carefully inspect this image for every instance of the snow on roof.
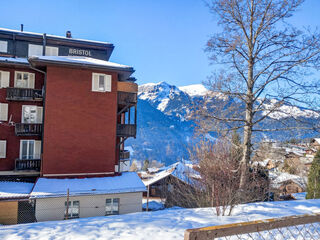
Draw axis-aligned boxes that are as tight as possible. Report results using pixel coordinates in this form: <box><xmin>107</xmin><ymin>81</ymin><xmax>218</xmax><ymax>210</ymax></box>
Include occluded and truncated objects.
<box><xmin>0</xmin><ymin>56</ymin><xmax>29</xmax><ymax>65</ymax></box>
<box><xmin>30</xmin><ymin>172</ymin><xmax>146</xmax><ymax>199</ymax></box>
<box><xmin>178</xmin><ymin>84</ymin><xmax>208</xmax><ymax>97</ymax></box>
<box><xmin>142</xmin><ymin>163</ymin><xmax>178</xmax><ymax>186</ymax></box>
<box><xmin>0</xmin><ymin>181</ymin><xmax>34</xmax><ymax>200</ymax></box>
<box><xmin>270</xmin><ymin>172</ymin><xmax>306</xmax><ymax>189</ymax></box>
<box><xmin>0</xmin><ymin>27</ymin><xmax>113</xmax><ymax>46</ymax></box>
<box><xmin>313</xmin><ymin>138</ymin><xmax>320</xmax><ymax>144</ymax></box>
<box><xmin>29</xmin><ymin>56</ymin><xmax>133</xmax><ymax>71</ymax></box>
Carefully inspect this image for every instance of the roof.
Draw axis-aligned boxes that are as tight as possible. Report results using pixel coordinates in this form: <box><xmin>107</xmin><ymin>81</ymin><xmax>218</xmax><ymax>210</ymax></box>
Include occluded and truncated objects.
<box><xmin>313</xmin><ymin>138</ymin><xmax>320</xmax><ymax>144</ymax></box>
<box><xmin>29</xmin><ymin>56</ymin><xmax>133</xmax><ymax>71</ymax></box>
<box><xmin>0</xmin><ymin>27</ymin><xmax>113</xmax><ymax>47</ymax></box>
<box><xmin>0</xmin><ymin>181</ymin><xmax>34</xmax><ymax>200</ymax></box>
<box><xmin>30</xmin><ymin>172</ymin><xmax>146</xmax><ymax>199</ymax></box>
<box><xmin>0</xmin><ymin>56</ymin><xmax>29</xmax><ymax>66</ymax></box>
<box><xmin>142</xmin><ymin>162</ymin><xmax>200</xmax><ymax>186</ymax></box>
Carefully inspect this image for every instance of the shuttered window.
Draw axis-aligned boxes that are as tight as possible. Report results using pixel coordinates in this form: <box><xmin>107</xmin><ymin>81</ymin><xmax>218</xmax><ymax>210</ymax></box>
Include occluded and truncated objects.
<box><xmin>0</xmin><ymin>140</ymin><xmax>6</xmax><ymax>158</ymax></box>
<box><xmin>45</xmin><ymin>46</ymin><xmax>59</xmax><ymax>56</ymax></box>
<box><xmin>28</xmin><ymin>44</ymin><xmax>43</xmax><ymax>56</ymax></box>
<box><xmin>0</xmin><ymin>103</ymin><xmax>8</xmax><ymax>121</ymax></box>
<box><xmin>0</xmin><ymin>71</ymin><xmax>10</xmax><ymax>88</ymax></box>
<box><xmin>92</xmin><ymin>73</ymin><xmax>112</xmax><ymax>92</ymax></box>
<box><xmin>14</xmin><ymin>72</ymin><xmax>35</xmax><ymax>89</ymax></box>
<box><xmin>22</xmin><ymin>105</ymin><xmax>43</xmax><ymax>123</ymax></box>
<box><xmin>0</xmin><ymin>41</ymin><xmax>8</xmax><ymax>53</ymax></box>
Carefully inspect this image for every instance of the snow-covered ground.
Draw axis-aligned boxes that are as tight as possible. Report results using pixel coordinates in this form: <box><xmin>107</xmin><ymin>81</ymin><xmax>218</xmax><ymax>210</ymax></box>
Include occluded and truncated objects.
<box><xmin>1</xmin><ymin>199</ymin><xmax>320</xmax><ymax>240</ymax></box>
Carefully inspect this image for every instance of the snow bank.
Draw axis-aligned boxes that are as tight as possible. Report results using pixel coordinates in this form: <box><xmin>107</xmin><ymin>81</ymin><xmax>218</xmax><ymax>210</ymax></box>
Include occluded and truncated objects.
<box><xmin>1</xmin><ymin>199</ymin><xmax>320</xmax><ymax>240</ymax></box>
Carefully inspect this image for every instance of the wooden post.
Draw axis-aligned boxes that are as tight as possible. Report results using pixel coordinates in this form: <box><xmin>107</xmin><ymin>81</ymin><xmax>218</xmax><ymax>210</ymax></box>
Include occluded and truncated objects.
<box><xmin>146</xmin><ymin>184</ymin><xmax>150</xmax><ymax>212</ymax></box>
<box><xmin>65</xmin><ymin>188</ymin><xmax>69</xmax><ymax>220</ymax></box>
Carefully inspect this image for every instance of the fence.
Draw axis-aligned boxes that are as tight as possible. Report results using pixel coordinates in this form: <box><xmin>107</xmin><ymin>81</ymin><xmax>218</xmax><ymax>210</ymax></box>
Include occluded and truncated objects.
<box><xmin>184</xmin><ymin>213</ymin><xmax>320</xmax><ymax>240</ymax></box>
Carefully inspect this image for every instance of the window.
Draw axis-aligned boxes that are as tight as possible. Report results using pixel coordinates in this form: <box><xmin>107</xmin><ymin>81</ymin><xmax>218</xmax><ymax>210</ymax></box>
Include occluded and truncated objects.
<box><xmin>0</xmin><ymin>71</ymin><xmax>10</xmax><ymax>88</ymax></box>
<box><xmin>22</xmin><ymin>105</ymin><xmax>43</xmax><ymax>123</ymax></box>
<box><xmin>28</xmin><ymin>44</ymin><xmax>43</xmax><ymax>56</ymax></box>
<box><xmin>45</xmin><ymin>46</ymin><xmax>59</xmax><ymax>56</ymax></box>
<box><xmin>20</xmin><ymin>140</ymin><xmax>41</xmax><ymax>160</ymax></box>
<box><xmin>0</xmin><ymin>103</ymin><xmax>8</xmax><ymax>121</ymax></box>
<box><xmin>0</xmin><ymin>41</ymin><xmax>8</xmax><ymax>53</ymax></box>
<box><xmin>92</xmin><ymin>73</ymin><xmax>112</xmax><ymax>92</ymax></box>
<box><xmin>105</xmin><ymin>198</ymin><xmax>119</xmax><ymax>215</ymax></box>
<box><xmin>0</xmin><ymin>140</ymin><xmax>6</xmax><ymax>158</ymax></box>
<box><xmin>14</xmin><ymin>71</ymin><xmax>35</xmax><ymax>88</ymax></box>
<box><xmin>65</xmin><ymin>201</ymin><xmax>79</xmax><ymax>219</ymax></box>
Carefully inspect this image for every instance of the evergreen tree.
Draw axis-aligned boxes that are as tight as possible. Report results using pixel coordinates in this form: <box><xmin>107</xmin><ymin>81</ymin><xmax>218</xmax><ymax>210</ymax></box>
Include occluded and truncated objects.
<box><xmin>306</xmin><ymin>150</ymin><xmax>320</xmax><ymax>199</ymax></box>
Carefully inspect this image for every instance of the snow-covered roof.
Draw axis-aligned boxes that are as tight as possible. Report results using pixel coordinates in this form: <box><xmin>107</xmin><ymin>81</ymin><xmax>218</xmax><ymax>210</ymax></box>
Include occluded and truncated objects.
<box><xmin>0</xmin><ymin>27</ymin><xmax>113</xmax><ymax>46</ymax></box>
<box><xmin>142</xmin><ymin>163</ymin><xmax>178</xmax><ymax>186</ymax></box>
<box><xmin>0</xmin><ymin>181</ymin><xmax>34</xmax><ymax>200</ymax></box>
<box><xmin>0</xmin><ymin>56</ymin><xmax>29</xmax><ymax>65</ymax></box>
<box><xmin>29</xmin><ymin>56</ymin><xmax>134</xmax><ymax>72</ymax></box>
<box><xmin>30</xmin><ymin>172</ymin><xmax>146</xmax><ymax>199</ymax></box>
<box><xmin>270</xmin><ymin>172</ymin><xmax>306</xmax><ymax>189</ymax></box>
<box><xmin>313</xmin><ymin>138</ymin><xmax>320</xmax><ymax>144</ymax></box>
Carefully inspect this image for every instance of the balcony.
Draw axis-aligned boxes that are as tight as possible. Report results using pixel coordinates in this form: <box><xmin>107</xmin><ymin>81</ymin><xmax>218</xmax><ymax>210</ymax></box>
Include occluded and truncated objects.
<box><xmin>15</xmin><ymin>123</ymin><xmax>42</xmax><ymax>136</ymax></box>
<box><xmin>118</xmin><ymin>91</ymin><xmax>137</xmax><ymax>106</ymax></box>
<box><xmin>120</xmin><ymin>150</ymin><xmax>130</xmax><ymax>159</ymax></box>
<box><xmin>15</xmin><ymin>159</ymin><xmax>41</xmax><ymax>171</ymax></box>
<box><xmin>117</xmin><ymin>124</ymin><xmax>136</xmax><ymax>137</ymax></box>
<box><xmin>6</xmin><ymin>88</ymin><xmax>43</xmax><ymax>101</ymax></box>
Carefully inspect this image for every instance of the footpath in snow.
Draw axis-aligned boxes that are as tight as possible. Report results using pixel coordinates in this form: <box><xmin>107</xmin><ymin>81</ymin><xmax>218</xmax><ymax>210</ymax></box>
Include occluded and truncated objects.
<box><xmin>1</xmin><ymin>199</ymin><xmax>320</xmax><ymax>240</ymax></box>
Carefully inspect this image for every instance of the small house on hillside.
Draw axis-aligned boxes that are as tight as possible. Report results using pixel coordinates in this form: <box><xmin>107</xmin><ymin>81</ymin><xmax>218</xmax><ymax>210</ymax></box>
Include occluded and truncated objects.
<box><xmin>30</xmin><ymin>172</ymin><xmax>145</xmax><ymax>222</ymax></box>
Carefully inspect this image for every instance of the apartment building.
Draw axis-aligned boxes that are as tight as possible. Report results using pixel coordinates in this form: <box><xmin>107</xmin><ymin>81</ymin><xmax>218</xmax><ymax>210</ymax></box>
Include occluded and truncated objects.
<box><xmin>0</xmin><ymin>27</ymin><xmax>144</xmax><ymax>223</ymax></box>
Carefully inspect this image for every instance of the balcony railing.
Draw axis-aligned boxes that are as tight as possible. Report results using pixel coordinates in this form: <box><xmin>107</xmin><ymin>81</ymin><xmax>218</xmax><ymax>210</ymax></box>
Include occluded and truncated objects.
<box><xmin>120</xmin><ymin>150</ymin><xmax>130</xmax><ymax>159</ymax></box>
<box><xmin>118</xmin><ymin>91</ymin><xmax>137</xmax><ymax>106</ymax></box>
<box><xmin>117</xmin><ymin>124</ymin><xmax>136</xmax><ymax>137</ymax></box>
<box><xmin>6</xmin><ymin>88</ymin><xmax>43</xmax><ymax>101</ymax></box>
<box><xmin>15</xmin><ymin>123</ymin><xmax>42</xmax><ymax>136</ymax></box>
<box><xmin>15</xmin><ymin>159</ymin><xmax>41</xmax><ymax>171</ymax></box>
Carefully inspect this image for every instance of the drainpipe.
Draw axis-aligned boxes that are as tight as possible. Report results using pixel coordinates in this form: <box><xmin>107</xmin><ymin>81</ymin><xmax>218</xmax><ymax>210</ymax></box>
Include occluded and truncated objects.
<box><xmin>42</xmin><ymin>33</ymin><xmax>47</xmax><ymax>56</ymax></box>
<box><xmin>29</xmin><ymin>65</ymin><xmax>47</xmax><ymax>177</ymax></box>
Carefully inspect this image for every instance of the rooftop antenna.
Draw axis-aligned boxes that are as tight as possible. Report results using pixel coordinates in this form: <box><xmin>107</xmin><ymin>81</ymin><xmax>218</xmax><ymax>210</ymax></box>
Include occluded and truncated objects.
<box><xmin>20</xmin><ymin>24</ymin><xmax>24</xmax><ymax>32</ymax></box>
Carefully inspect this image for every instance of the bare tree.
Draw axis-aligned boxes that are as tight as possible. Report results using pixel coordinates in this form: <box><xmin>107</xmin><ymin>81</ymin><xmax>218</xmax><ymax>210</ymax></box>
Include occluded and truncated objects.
<box><xmin>202</xmin><ymin>0</ymin><xmax>320</xmax><ymax>190</ymax></box>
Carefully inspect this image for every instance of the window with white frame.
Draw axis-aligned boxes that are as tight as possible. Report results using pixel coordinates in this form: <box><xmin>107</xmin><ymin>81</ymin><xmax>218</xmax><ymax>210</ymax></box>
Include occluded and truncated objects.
<box><xmin>92</xmin><ymin>73</ymin><xmax>112</xmax><ymax>92</ymax></box>
<box><xmin>0</xmin><ymin>41</ymin><xmax>8</xmax><ymax>53</ymax></box>
<box><xmin>22</xmin><ymin>105</ymin><xmax>43</xmax><ymax>123</ymax></box>
<box><xmin>105</xmin><ymin>198</ymin><xmax>119</xmax><ymax>215</ymax></box>
<box><xmin>45</xmin><ymin>46</ymin><xmax>59</xmax><ymax>56</ymax></box>
<box><xmin>64</xmin><ymin>201</ymin><xmax>80</xmax><ymax>219</ymax></box>
<box><xmin>0</xmin><ymin>71</ymin><xmax>10</xmax><ymax>88</ymax></box>
<box><xmin>20</xmin><ymin>140</ymin><xmax>41</xmax><ymax>160</ymax></box>
<box><xmin>28</xmin><ymin>44</ymin><xmax>43</xmax><ymax>56</ymax></box>
<box><xmin>14</xmin><ymin>71</ymin><xmax>35</xmax><ymax>88</ymax></box>
<box><xmin>0</xmin><ymin>103</ymin><xmax>8</xmax><ymax>121</ymax></box>
<box><xmin>0</xmin><ymin>140</ymin><xmax>6</xmax><ymax>158</ymax></box>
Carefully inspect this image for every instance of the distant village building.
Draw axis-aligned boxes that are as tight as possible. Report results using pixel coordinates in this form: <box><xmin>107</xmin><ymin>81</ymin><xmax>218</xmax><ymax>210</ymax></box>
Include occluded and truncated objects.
<box><xmin>310</xmin><ymin>138</ymin><xmax>320</xmax><ymax>151</ymax></box>
<box><xmin>0</xmin><ymin>27</ymin><xmax>145</xmax><ymax>224</ymax></box>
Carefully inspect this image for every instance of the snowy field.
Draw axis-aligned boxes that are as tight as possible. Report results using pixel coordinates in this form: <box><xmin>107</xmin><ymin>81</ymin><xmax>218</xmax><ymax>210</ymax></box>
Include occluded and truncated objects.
<box><xmin>1</xmin><ymin>199</ymin><xmax>320</xmax><ymax>240</ymax></box>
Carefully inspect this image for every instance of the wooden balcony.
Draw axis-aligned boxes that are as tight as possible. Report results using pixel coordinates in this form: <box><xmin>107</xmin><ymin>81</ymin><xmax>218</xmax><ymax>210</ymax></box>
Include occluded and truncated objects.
<box><xmin>6</xmin><ymin>88</ymin><xmax>43</xmax><ymax>101</ymax></box>
<box><xmin>117</xmin><ymin>124</ymin><xmax>136</xmax><ymax>137</ymax></box>
<box><xmin>120</xmin><ymin>150</ymin><xmax>130</xmax><ymax>159</ymax></box>
<box><xmin>15</xmin><ymin>123</ymin><xmax>42</xmax><ymax>136</ymax></box>
<box><xmin>15</xmin><ymin>159</ymin><xmax>41</xmax><ymax>171</ymax></box>
<box><xmin>118</xmin><ymin>91</ymin><xmax>137</xmax><ymax>106</ymax></box>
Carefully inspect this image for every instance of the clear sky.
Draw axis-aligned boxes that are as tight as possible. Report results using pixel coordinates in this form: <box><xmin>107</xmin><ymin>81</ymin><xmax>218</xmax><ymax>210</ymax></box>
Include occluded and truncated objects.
<box><xmin>1</xmin><ymin>0</ymin><xmax>320</xmax><ymax>86</ymax></box>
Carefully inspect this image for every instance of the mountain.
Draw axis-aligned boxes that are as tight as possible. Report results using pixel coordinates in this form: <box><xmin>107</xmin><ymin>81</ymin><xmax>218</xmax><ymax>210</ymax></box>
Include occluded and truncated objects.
<box><xmin>126</xmin><ymin>81</ymin><xmax>320</xmax><ymax>166</ymax></box>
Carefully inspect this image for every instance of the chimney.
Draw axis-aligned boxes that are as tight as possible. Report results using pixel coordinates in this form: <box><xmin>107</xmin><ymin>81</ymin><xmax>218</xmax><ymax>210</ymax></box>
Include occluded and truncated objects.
<box><xmin>66</xmin><ymin>31</ymin><xmax>72</xmax><ymax>38</ymax></box>
<box><xmin>20</xmin><ymin>24</ymin><xmax>24</xmax><ymax>32</ymax></box>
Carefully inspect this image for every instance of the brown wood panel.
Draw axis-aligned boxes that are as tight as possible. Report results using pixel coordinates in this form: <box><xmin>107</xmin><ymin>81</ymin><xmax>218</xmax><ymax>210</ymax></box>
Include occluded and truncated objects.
<box><xmin>117</xmin><ymin>81</ymin><xmax>138</xmax><ymax>93</ymax></box>
<box><xmin>0</xmin><ymin>201</ymin><xmax>18</xmax><ymax>225</ymax></box>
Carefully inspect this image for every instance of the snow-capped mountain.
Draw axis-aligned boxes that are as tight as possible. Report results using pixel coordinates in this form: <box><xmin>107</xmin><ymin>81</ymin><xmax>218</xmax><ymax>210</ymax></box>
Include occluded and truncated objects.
<box><xmin>127</xmin><ymin>81</ymin><xmax>320</xmax><ymax>166</ymax></box>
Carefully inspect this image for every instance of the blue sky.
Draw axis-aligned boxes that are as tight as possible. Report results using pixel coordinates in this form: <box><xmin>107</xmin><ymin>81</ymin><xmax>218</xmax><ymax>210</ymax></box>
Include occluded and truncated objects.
<box><xmin>1</xmin><ymin>0</ymin><xmax>320</xmax><ymax>86</ymax></box>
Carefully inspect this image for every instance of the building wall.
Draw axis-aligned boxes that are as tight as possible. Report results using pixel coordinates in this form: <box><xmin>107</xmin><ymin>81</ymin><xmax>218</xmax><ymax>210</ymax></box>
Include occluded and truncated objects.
<box><xmin>35</xmin><ymin>192</ymin><xmax>143</xmax><ymax>222</ymax></box>
<box><xmin>42</xmin><ymin>65</ymin><xmax>118</xmax><ymax>177</ymax></box>
<box><xmin>0</xmin><ymin>201</ymin><xmax>18</xmax><ymax>224</ymax></box>
<box><xmin>0</xmin><ymin>65</ymin><xmax>43</xmax><ymax>171</ymax></box>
